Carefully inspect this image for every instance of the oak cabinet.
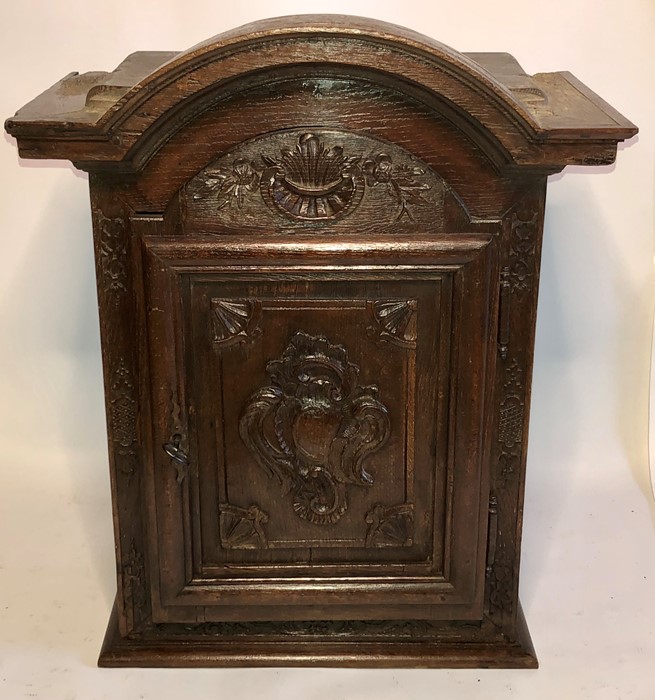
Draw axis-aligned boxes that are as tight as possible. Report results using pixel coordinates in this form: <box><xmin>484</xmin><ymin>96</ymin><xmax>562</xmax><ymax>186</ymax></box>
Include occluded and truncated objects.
<box><xmin>5</xmin><ymin>15</ymin><xmax>636</xmax><ymax>668</ymax></box>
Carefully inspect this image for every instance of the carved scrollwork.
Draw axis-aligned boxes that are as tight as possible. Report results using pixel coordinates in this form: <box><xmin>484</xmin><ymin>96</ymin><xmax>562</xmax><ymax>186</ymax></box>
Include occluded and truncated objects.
<box><xmin>219</xmin><ymin>503</ymin><xmax>269</xmax><ymax>549</ymax></box>
<box><xmin>581</xmin><ymin>151</ymin><xmax>616</xmax><ymax>166</ymax></box>
<box><xmin>239</xmin><ymin>331</ymin><xmax>390</xmax><ymax>525</ymax></box>
<box><xmin>367</xmin><ymin>299</ymin><xmax>418</xmax><ymax>348</ymax></box>
<box><xmin>510</xmin><ymin>85</ymin><xmax>549</xmax><ymax>106</ymax></box>
<box><xmin>365</xmin><ymin>503</ymin><xmax>414</xmax><ymax>547</ymax></box>
<box><xmin>497</xmin><ymin>359</ymin><xmax>525</xmax><ymax>488</ymax></box>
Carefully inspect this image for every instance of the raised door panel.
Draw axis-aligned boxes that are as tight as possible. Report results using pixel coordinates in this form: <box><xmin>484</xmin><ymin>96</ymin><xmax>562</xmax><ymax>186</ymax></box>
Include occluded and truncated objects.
<box><xmin>141</xmin><ymin>233</ymin><xmax>498</xmax><ymax>622</ymax></box>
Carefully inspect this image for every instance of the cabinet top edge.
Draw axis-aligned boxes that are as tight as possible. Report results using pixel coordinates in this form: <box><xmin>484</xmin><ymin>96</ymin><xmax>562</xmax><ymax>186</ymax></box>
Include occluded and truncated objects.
<box><xmin>5</xmin><ymin>14</ymin><xmax>637</xmax><ymax>169</ymax></box>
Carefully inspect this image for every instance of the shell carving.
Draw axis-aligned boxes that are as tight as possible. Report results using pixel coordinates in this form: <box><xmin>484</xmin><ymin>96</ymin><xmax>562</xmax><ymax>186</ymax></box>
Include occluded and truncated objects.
<box><xmin>210</xmin><ymin>299</ymin><xmax>260</xmax><ymax>348</ymax></box>
<box><xmin>261</xmin><ymin>133</ymin><xmax>364</xmax><ymax>221</ymax></box>
<box><xmin>367</xmin><ymin>300</ymin><xmax>418</xmax><ymax>348</ymax></box>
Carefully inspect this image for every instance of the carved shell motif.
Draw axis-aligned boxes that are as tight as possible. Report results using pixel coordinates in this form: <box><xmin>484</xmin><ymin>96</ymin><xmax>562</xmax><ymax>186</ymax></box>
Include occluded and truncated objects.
<box><xmin>367</xmin><ymin>300</ymin><xmax>418</xmax><ymax>348</ymax></box>
<box><xmin>365</xmin><ymin>503</ymin><xmax>414</xmax><ymax>547</ymax></box>
<box><xmin>210</xmin><ymin>299</ymin><xmax>261</xmax><ymax>347</ymax></box>
<box><xmin>239</xmin><ymin>331</ymin><xmax>390</xmax><ymax>525</ymax></box>
<box><xmin>261</xmin><ymin>133</ymin><xmax>364</xmax><ymax>221</ymax></box>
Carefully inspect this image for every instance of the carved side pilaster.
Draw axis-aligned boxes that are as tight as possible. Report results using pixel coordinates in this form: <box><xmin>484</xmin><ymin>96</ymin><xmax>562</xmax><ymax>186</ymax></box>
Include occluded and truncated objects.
<box><xmin>485</xmin><ymin>184</ymin><xmax>546</xmax><ymax>637</ymax></box>
<box><xmin>91</xmin><ymin>180</ymin><xmax>150</xmax><ymax>636</ymax></box>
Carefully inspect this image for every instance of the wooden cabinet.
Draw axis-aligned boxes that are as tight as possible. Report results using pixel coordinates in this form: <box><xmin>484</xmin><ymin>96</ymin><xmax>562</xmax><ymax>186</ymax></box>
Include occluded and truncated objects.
<box><xmin>5</xmin><ymin>15</ymin><xmax>636</xmax><ymax>668</ymax></box>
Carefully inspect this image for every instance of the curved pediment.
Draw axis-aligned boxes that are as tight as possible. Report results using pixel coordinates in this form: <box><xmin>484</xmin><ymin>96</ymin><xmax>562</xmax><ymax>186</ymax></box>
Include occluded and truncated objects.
<box><xmin>6</xmin><ymin>15</ymin><xmax>636</xmax><ymax>172</ymax></box>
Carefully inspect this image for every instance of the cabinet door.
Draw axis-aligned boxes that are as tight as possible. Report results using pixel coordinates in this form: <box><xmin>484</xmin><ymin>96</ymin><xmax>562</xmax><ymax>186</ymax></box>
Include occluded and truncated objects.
<box><xmin>142</xmin><ymin>233</ymin><xmax>497</xmax><ymax>622</ymax></box>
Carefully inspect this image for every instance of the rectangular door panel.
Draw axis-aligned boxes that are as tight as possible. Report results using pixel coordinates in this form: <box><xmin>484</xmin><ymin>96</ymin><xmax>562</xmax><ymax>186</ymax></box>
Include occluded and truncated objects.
<box><xmin>141</xmin><ymin>233</ymin><xmax>497</xmax><ymax>621</ymax></box>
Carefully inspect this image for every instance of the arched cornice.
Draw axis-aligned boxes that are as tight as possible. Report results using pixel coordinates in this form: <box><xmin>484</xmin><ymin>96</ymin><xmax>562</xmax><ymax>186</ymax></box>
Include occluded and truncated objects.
<box><xmin>6</xmin><ymin>15</ymin><xmax>636</xmax><ymax>172</ymax></box>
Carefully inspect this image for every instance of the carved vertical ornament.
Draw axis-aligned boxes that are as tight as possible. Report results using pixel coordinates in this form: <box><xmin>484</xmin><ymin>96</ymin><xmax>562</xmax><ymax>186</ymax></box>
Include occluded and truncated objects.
<box><xmin>97</xmin><ymin>212</ymin><xmax>128</xmax><ymax>294</ymax></box>
<box><xmin>489</xmin><ymin>361</ymin><xmax>525</xmax><ymax>617</ymax></box>
<box><xmin>508</xmin><ymin>212</ymin><xmax>538</xmax><ymax>296</ymax></box>
<box><xmin>110</xmin><ymin>358</ymin><xmax>138</xmax><ymax>477</ymax></box>
<box><xmin>487</xmin><ymin>208</ymin><xmax>540</xmax><ymax>627</ymax></box>
<box><xmin>123</xmin><ymin>539</ymin><xmax>146</xmax><ymax>624</ymax></box>
<box><xmin>497</xmin><ymin>360</ymin><xmax>525</xmax><ymax>488</ymax></box>
<box><xmin>240</xmin><ymin>331</ymin><xmax>390</xmax><ymax>525</ymax></box>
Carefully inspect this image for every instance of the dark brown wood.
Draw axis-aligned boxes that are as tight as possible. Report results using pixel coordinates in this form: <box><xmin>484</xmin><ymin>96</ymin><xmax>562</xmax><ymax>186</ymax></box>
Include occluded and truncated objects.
<box><xmin>5</xmin><ymin>14</ymin><xmax>636</xmax><ymax>668</ymax></box>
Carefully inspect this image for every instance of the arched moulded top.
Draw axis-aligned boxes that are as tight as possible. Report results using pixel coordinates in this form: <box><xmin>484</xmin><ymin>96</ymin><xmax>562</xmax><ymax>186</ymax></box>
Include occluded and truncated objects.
<box><xmin>5</xmin><ymin>15</ymin><xmax>636</xmax><ymax>172</ymax></box>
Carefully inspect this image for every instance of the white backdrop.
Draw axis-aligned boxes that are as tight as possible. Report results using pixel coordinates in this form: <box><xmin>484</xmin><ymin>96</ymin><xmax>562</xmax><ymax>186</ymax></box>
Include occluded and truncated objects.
<box><xmin>1</xmin><ymin>2</ymin><xmax>654</xmax><ymax>698</ymax></box>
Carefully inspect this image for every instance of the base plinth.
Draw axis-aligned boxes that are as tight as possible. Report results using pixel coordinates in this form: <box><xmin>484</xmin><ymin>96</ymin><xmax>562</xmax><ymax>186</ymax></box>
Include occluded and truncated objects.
<box><xmin>98</xmin><ymin>598</ymin><xmax>538</xmax><ymax>669</ymax></box>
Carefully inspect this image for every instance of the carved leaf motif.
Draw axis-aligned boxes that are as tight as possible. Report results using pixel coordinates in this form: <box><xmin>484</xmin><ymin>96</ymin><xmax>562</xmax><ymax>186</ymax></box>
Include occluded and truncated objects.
<box><xmin>365</xmin><ymin>503</ymin><xmax>414</xmax><ymax>547</ymax></box>
<box><xmin>363</xmin><ymin>155</ymin><xmax>430</xmax><ymax>221</ymax></box>
<box><xmin>240</xmin><ymin>331</ymin><xmax>390</xmax><ymax>525</ymax></box>
<box><xmin>219</xmin><ymin>503</ymin><xmax>269</xmax><ymax>549</ymax></box>
<box><xmin>193</xmin><ymin>159</ymin><xmax>260</xmax><ymax>210</ymax></box>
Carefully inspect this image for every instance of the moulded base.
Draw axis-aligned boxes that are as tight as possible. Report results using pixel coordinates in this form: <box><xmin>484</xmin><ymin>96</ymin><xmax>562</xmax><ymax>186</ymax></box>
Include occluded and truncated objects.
<box><xmin>98</xmin><ymin>598</ymin><xmax>538</xmax><ymax>669</ymax></box>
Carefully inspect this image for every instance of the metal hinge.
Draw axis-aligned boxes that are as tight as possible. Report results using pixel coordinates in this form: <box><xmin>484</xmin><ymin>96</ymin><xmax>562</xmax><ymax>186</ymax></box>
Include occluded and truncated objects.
<box><xmin>486</xmin><ymin>493</ymin><xmax>499</xmax><ymax>575</ymax></box>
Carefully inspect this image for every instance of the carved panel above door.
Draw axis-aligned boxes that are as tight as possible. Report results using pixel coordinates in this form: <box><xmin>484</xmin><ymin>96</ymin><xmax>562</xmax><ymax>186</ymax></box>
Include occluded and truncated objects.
<box><xmin>184</xmin><ymin>129</ymin><xmax>448</xmax><ymax>233</ymax></box>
